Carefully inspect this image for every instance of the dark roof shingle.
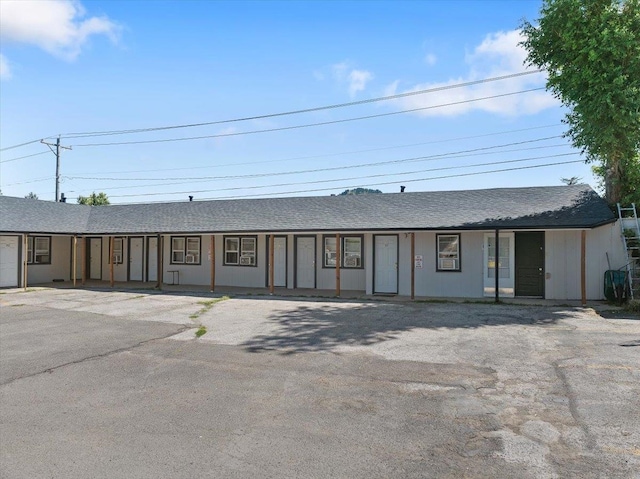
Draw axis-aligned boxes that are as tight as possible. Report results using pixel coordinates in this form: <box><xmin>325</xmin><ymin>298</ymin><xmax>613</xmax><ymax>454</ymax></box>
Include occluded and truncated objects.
<box><xmin>0</xmin><ymin>185</ymin><xmax>615</xmax><ymax>235</ymax></box>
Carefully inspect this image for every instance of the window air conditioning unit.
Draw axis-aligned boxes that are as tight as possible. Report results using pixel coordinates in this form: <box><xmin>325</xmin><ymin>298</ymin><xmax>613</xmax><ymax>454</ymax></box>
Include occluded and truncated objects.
<box><xmin>239</xmin><ymin>256</ymin><xmax>252</xmax><ymax>265</ymax></box>
<box><xmin>344</xmin><ymin>256</ymin><xmax>359</xmax><ymax>267</ymax></box>
<box><xmin>441</xmin><ymin>258</ymin><xmax>456</xmax><ymax>269</ymax></box>
<box><xmin>186</xmin><ymin>254</ymin><xmax>196</xmax><ymax>264</ymax></box>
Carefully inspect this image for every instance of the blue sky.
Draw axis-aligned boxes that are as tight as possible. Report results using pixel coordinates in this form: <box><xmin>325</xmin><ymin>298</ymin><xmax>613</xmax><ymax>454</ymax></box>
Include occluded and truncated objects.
<box><xmin>0</xmin><ymin>0</ymin><xmax>597</xmax><ymax>204</ymax></box>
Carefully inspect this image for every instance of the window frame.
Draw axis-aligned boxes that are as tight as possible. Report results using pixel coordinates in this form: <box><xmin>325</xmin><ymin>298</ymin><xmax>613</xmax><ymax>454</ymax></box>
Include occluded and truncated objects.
<box><xmin>109</xmin><ymin>237</ymin><xmax>124</xmax><ymax>265</ymax></box>
<box><xmin>27</xmin><ymin>235</ymin><xmax>52</xmax><ymax>265</ymax></box>
<box><xmin>170</xmin><ymin>236</ymin><xmax>201</xmax><ymax>265</ymax></box>
<box><xmin>322</xmin><ymin>234</ymin><xmax>364</xmax><ymax>269</ymax></box>
<box><xmin>487</xmin><ymin>235</ymin><xmax>510</xmax><ymax>279</ymax></box>
<box><xmin>436</xmin><ymin>234</ymin><xmax>461</xmax><ymax>272</ymax></box>
<box><xmin>223</xmin><ymin>235</ymin><xmax>258</xmax><ymax>267</ymax></box>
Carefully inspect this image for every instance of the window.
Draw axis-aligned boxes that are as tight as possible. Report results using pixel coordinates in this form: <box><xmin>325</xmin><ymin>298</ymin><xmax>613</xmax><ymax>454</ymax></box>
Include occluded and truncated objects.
<box><xmin>109</xmin><ymin>238</ymin><xmax>123</xmax><ymax>264</ymax></box>
<box><xmin>224</xmin><ymin>236</ymin><xmax>257</xmax><ymax>266</ymax></box>
<box><xmin>487</xmin><ymin>236</ymin><xmax>510</xmax><ymax>278</ymax></box>
<box><xmin>343</xmin><ymin>237</ymin><xmax>362</xmax><ymax>268</ymax></box>
<box><xmin>323</xmin><ymin>235</ymin><xmax>363</xmax><ymax>268</ymax></box>
<box><xmin>324</xmin><ymin>237</ymin><xmax>337</xmax><ymax>267</ymax></box>
<box><xmin>437</xmin><ymin>234</ymin><xmax>460</xmax><ymax>271</ymax></box>
<box><xmin>171</xmin><ymin>236</ymin><xmax>201</xmax><ymax>264</ymax></box>
<box><xmin>27</xmin><ymin>236</ymin><xmax>51</xmax><ymax>264</ymax></box>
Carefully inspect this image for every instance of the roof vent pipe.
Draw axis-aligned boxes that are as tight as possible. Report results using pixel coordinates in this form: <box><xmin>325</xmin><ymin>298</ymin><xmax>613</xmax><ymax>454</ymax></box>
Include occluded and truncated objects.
<box><xmin>400</xmin><ymin>186</ymin><xmax>406</xmax><ymax>193</ymax></box>
<box><xmin>189</xmin><ymin>196</ymin><xmax>193</xmax><ymax>202</ymax></box>
<box><xmin>60</xmin><ymin>193</ymin><xmax>66</xmax><ymax>203</ymax></box>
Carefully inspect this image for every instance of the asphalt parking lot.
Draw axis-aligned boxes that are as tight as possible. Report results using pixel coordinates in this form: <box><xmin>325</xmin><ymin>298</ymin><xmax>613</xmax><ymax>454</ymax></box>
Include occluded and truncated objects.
<box><xmin>1</xmin><ymin>287</ymin><xmax>639</xmax><ymax>478</ymax></box>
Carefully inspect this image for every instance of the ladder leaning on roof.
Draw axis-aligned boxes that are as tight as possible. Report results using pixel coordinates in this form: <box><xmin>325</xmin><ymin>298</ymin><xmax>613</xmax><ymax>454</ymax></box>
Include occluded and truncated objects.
<box><xmin>617</xmin><ymin>203</ymin><xmax>640</xmax><ymax>300</ymax></box>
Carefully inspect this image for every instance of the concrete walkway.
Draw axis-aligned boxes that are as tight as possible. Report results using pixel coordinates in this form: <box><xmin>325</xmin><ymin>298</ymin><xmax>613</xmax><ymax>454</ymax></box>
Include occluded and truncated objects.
<box><xmin>13</xmin><ymin>279</ymin><xmax>613</xmax><ymax>309</ymax></box>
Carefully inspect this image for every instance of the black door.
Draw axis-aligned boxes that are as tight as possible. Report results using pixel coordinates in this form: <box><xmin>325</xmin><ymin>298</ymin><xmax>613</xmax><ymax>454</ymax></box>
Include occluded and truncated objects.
<box><xmin>515</xmin><ymin>232</ymin><xmax>544</xmax><ymax>297</ymax></box>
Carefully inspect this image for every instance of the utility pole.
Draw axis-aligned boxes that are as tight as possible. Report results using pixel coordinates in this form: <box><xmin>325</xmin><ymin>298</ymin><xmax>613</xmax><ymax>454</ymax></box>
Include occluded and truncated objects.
<box><xmin>41</xmin><ymin>136</ymin><xmax>71</xmax><ymax>202</ymax></box>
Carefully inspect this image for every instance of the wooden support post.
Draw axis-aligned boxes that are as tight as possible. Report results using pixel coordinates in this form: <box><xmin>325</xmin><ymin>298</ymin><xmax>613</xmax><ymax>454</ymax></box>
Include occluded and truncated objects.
<box><xmin>23</xmin><ymin>235</ymin><xmax>28</xmax><ymax>290</ymax></box>
<box><xmin>269</xmin><ymin>235</ymin><xmax>275</xmax><ymax>294</ymax></box>
<box><xmin>81</xmin><ymin>236</ymin><xmax>86</xmax><ymax>286</ymax></box>
<box><xmin>73</xmin><ymin>236</ymin><xmax>77</xmax><ymax>286</ymax></box>
<box><xmin>410</xmin><ymin>232</ymin><xmax>415</xmax><ymax>300</ymax></box>
<box><xmin>210</xmin><ymin>235</ymin><xmax>215</xmax><ymax>292</ymax></box>
<box><xmin>158</xmin><ymin>235</ymin><xmax>164</xmax><ymax>289</ymax></box>
<box><xmin>581</xmin><ymin>230</ymin><xmax>586</xmax><ymax>306</ymax></box>
<box><xmin>336</xmin><ymin>233</ymin><xmax>341</xmax><ymax>297</ymax></box>
<box><xmin>109</xmin><ymin>236</ymin><xmax>115</xmax><ymax>288</ymax></box>
<box><xmin>494</xmin><ymin>229</ymin><xmax>500</xmax><ymax>303</ymax></box>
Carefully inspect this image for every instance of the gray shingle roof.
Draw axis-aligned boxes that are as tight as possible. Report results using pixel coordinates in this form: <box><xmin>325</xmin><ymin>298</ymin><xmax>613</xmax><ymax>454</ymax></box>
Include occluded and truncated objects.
<box><xmin>0</xmin><ymin>185</ymin><xmax>615</xmax><ymax>235</ymax></box>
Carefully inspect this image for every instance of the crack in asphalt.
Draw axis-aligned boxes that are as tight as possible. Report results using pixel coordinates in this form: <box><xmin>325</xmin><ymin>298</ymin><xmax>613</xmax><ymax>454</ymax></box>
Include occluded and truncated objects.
<box><xmin>552</xmin><ymin>359</ymin><xmax>597</xmax><ymax>452</ymax></box>
<box><xmin>0</xmin><ymin>326</ymin><xmax>189</xmax><ymax>387</ymax></box>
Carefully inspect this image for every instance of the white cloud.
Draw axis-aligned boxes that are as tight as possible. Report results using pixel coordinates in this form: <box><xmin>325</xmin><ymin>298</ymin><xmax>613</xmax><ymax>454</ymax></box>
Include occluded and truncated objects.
<box><xmin>331</xmin><ymin>61</ymin><xmax>373</xmax><ymax>97</ymax></box>
<box><xmin>347</xmin><ymin>69</ymin><xmax>373</xmax><ymax>97</ymax></box>
<box><xmin>386</xmin><ymin>29</ymin><xmax>557</xmax><ymax>117</ymax></box>
<box><xmin>0</xmin><ymin>0</ymin><xmax>119</xmax><ymax>61</ymax></box>
<box><xmin>424</xmin><ymin>53</ymin><xmax>437</xmax><ymax>66</ymax></box>
<box><xmin>0</xmin><ymin>54</ymin><xmax>10</xmax><ymax>80</ymax></box>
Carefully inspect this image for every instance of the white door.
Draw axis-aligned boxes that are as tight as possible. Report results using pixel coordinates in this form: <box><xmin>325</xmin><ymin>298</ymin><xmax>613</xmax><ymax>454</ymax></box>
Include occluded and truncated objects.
<box><xmin>89</xmin><ymin>238</ymin><xmax>102</xmax><ymax>280</ymax></box>
<box><xmin>374</xmin><ymin>235</ymin><xmax>398</xmax><ymax>294</ymax></box>
<box><xmin>0</xmin><ymin>236</ymin><xmax>19</xmax><ymax>288</ymax></box>
<box><xmin>147</xmin><ymin>237</ymin><xmax>158</xmax><ymax>282</ymax></box>
<box><xmin>129</xmin><ymin>237</ymin><xmax>144</xmax><ymax>281</ymax></box>
<box><xmin>296</xmin><ymin>237</ymin><xmax>315</xmax><ymax>288</ymax></box>
<box><xmin>483</xmin><ymin>232</ymin><xmax>515</xmax><ymax>297</ymax></box>
<box><xmin>273</xmin><ymin>237</ymin><xmax>287</xmax><ymax>287</ymax></box>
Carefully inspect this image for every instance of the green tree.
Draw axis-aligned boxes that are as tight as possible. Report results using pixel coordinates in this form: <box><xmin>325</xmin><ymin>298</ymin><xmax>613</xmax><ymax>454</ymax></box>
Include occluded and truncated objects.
<box><xmin>24</xmin><ymin>192</ymin><xmax>39</xmax><ymax>199</ymax></box>
<box><xmin>338</xmin><ymin>188</ymin><xmax>383</xmax><ymax>196</ymax></box>
<box><xmin>520</xmin><ymin>0</ymin><xmax>640</xmax><ymax>204</ymax></box>
<box><xmin>77</xmin><ymin>192</ymin><xmax>110</xmax><ymax>205</ymax></box>
<box><xmin>560</xmin><ymin>176</ymin><xmax>582</xmax><ymax>185</ymax></box>
<box><xmin>592</xmin><ymin>154</ymin><xmax>640</xmax><ymax>206</ymax></box>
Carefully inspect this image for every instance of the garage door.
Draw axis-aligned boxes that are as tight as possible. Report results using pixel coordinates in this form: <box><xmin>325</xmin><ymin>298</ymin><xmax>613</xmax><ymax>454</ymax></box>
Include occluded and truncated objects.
<box><xmin>0</xmin><ymin>236</ymin><xmax>20</xmax><ymax>288</ymax></box>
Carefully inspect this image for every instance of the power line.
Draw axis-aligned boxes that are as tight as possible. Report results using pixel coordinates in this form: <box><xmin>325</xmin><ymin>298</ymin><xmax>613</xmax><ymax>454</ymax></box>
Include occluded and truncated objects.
<box><xmin>67</xmin><ymin>136</ymin><xmax>564</xmax><ymax>184</ymax></box>
<box><xmin>114</xmin><ymin>159</ymin><xmax>585</xmax><ymax>203</ymax></box>
<box><xmin>1</xmin><ymin>177</ymin><xmax>53</xmax><ymax>187</ymax></box>
<box><xmin>106</xmin><ymin>153</ymin><xmax>581</xmax><ymax>199</ymax></box>
<box><xmin>69</xmin><ymin>143</ymin><xmax>572</xmax><ymax>192</ymax></box>
<box><xmin>63</xmin><ymin>70</ymin><xmax>544</xmax><ymax>139</ymax></box>
<box><xmin>0</xmin><ymin>151</ymin><xmax>49</xmax><ymax>164</ymax></box>
<box><xmin>0</xmin><ymin>139</ymin><xmax>44</xmax><ymax>153</ymax></box>
<box><xmin>65</xmin><ymin>124</ymin><xmax>560</xmax><ymax>176</ymax></box>
<box><xmin>72</xmin><ymin>88</ymin><xmax>546</xmax><ymax>147</ymax></box>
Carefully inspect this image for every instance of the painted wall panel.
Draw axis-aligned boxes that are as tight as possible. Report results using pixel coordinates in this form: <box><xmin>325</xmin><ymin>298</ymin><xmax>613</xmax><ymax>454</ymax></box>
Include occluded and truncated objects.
<box><xmin>26</xmin><ymin>236</ymin><xmax>71</xmax><ymax>284</ymax></box>
<box><xmin>210</xmin><ymin>234</ymin><xmax>267</xmax><ymax>288</ymax></box>
<box><xmin>99</xmin><ymin>237</ymin><xmax>127</xmax><ymax>282</ymax></box>
<box><xmin>412</xmin><ymin>232</ymin><xmax>484</xmax><ymax>298</ymax></box>
<box><xmin>545</xmin><ymin>224</ymin><xmax>625</xmax><ymax>300</ymax></box>
<box><xmin>315</xmin><ymin>234</ymin><xmax>366</xmax><ymax>291</ymax></box>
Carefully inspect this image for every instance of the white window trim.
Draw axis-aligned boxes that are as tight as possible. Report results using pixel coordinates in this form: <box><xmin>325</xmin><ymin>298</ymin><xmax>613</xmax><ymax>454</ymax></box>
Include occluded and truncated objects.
<box><xmin>224</xmin><ymin>236</ymin><xmax>257</xmax><ymax>267</ymax></box>
<box><xmin>171</xmin><ymin>236</ymin><xmax>201</xmax><ymax>265</ymax></box>
<box><xmin>436</xmin><ymin>234</ymin><xmax>461</xmax><ymax>272</ymax></box>
<box><xmin>323</xmin><ymin>235</ymin><xmax>363</xmax><ymax>269</ymax></box>
<box><xmin>110</xmin><ymin>237</ymin><xmax>123</xmax><ymax>265</ymax></box>
<box><xmin>27</xmin><ymin>236</ymin><xmax>51</xmax><ymax>265</ymax></box>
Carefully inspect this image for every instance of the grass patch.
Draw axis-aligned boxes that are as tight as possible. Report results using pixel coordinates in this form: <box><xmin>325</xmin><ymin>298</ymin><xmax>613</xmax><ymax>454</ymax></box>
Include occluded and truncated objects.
<box><xmin>195</xmin><ymin>326</ymin><xmax>207</xmax><ymax>338</ymax></box>
<box><xmin>415</xmin><ymin>298</ymin><xmax>453</xmax><ymax>304</ymax></box>
<box><xmin>189</xmin><ymin>295</ymin><xmax>230</xmax><ymax>320</ymax></box>
<box><xmin>625</xmin><ymin>299</ymin><xmax>640</xmax><ymax>313</ymax></box>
